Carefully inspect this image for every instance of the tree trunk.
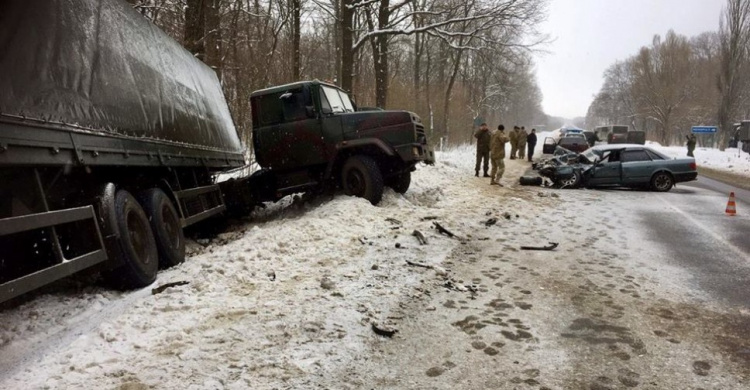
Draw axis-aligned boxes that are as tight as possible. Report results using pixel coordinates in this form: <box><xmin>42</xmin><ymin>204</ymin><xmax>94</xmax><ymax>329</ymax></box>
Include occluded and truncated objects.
<box><xmin>184</xmin><ymin>0</ymin><xmax>205</xmax><ymax>60</ymax></box>
<box><xmin>204</xmin><ymin>0</ymin><xmax>222</xmax><ymax>79</ymax></box>
<box><xmin>373</xmin><ymin>0</ymin><xmax>389</xmax><ymax>108</ymax></box>
<box><xmin>441</xmin><ymin>49</ymin><xmax>464</xmax><ymax>143</ymax></box>
<box><xmin>291</xmin><ymin>0</ymin><xmax>301</xmax><ymax>80</ymax></box>
<box><xmin>339</xmin><ymin>0</ymin><xmax>354</xmax><ymax>92</ymax></box>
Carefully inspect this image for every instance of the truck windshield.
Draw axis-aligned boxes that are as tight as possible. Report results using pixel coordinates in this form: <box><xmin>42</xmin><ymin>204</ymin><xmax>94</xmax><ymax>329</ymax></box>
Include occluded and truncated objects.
<box><xmin>322</xmin><ymin>86</ymin><xmax>354</xmax><ymax>113</ymax></box>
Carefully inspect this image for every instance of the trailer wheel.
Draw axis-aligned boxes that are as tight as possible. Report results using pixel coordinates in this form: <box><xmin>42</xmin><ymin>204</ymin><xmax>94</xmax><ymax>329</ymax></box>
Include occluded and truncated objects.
<box><xmin>387</xmin><ymin>171</ymin><xmax>411</xmax><ymax>194</ymax></box>
<box><xmin>140</xmin><ymin>188</ymin><xmax>185</xmax><ymax>268</ymax></box>
<box><xmin>341</xmin><ymin>155</ymin><xmax>384</xmax><ymax>205</ymax></box>
<box><xmin>105</xmin><ymin>190</ymin><xmax>158</xmax><ymax>288</ymax></box>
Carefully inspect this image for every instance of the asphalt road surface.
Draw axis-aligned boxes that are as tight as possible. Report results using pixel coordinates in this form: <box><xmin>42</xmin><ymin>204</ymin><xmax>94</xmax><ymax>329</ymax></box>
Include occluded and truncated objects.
<box><xmin>639</xmin><ymin>175</ymin><xmax>750</xmax><ymax>307</ymax></box>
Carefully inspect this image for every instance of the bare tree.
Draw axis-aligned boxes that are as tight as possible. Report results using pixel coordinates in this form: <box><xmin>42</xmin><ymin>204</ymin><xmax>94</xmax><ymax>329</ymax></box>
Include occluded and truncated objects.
<box><xmin>717</xmin><ymin>0</ymin><xmax>750</xmax><ymax>150</ymax></box>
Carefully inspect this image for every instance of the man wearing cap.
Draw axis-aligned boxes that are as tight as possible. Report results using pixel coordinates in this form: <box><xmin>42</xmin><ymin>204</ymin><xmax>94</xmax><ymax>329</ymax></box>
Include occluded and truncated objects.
<box><xmin>490</xmin><ymin>125</ymin><xmax>510</xmax><ymax>186</ymax></box>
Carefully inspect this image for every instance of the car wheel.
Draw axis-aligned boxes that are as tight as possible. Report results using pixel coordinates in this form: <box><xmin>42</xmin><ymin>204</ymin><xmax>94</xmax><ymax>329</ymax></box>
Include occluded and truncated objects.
<box><xmin>387</xmin><ymin>171</ymin><xmax>411</xmax><ymax>194</ymax></box>
<box><xmin>341</xmin><ymin>155</ymin><xmax>384</xmax><ymax>205</ymax></box>
<box><xmin>103</xmin><ymin>189</ymin><xmax>159</xmax><ymax>288</ymax></box>
<box><xmin>139</xmin><ymin>188</ymin><xmax>185</xmax><ymax>268</ymax></box>
<box><xmin>556</xmin><ymin>170</ymin><xmax>581</xmax><ymax>189</ymax></box>
<box><xmin>651</xmin><ymin>172</ymin><xmax>674</xmax><ymax>192</ymax></box>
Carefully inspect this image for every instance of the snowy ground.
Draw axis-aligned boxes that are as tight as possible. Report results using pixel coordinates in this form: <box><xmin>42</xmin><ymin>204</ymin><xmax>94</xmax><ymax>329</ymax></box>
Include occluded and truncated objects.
<box><xmin>0</xmin><ymin>141</ymin><xmax>748</xmax><ymax>389</ymax></box>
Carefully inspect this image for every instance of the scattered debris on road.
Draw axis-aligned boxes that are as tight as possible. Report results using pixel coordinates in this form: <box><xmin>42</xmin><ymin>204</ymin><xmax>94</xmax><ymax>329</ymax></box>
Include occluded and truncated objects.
<box><xmin>151</xmin><ymin>281</ymin><xmax>189</xmax><ymax>295</ymax></box>
<box><xmin>371</xmin><ymin>322</ymin><xmax>398</xmax><ymax>338</ymax></box>
<box><xmin>520</xmin><ymin>242</ymin><xmax>559</xmax><ymax>251</ymax></box>
<box><xmin>484</xmin><ymin>217</ymin><xmax>498</xmax><ymax>227</ymax></box>
<box><xmin>412</xmin><ymin>230</ymin><xmax>428</xmax><ymax>245</ymax></box>
<box><xmin>433</xmin><ymin>222</ymin><xmax>457</xmax><ymax>238</ymax></box>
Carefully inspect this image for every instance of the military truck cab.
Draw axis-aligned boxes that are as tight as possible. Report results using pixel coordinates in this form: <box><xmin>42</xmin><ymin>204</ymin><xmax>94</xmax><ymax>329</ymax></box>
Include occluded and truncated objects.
<box><xmin>248</xmin><ymin>81</ymin><xmax>434</xmax><ymax>205</ymax></box>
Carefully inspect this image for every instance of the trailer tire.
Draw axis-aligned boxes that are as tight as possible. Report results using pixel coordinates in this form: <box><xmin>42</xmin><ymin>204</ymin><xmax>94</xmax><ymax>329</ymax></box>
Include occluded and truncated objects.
<box><xmin>341</xmin><ymin>155</ymin><xmax>384</xmax><ymax>205</ymax></box>
<box><xmin>387</xmin><ymin>171</ymin><xmax>411</xmax><ymax>194</ymax></box>
<box><xmin>140</xmin><ymin>188</ymin><xmax>185</xmax><ymax>268</ymax></box>
<box><xmin>105</xmin><ymin>190</ymin><xmax>158</xmax><ymax>288</ymax></box>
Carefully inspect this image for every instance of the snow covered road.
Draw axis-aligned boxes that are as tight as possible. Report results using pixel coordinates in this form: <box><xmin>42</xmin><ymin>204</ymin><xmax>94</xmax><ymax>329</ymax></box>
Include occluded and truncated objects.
<box><xmin>1</xmin><ymin>145</ymin><xmax>748</xmax><ymax>389</ymax></box>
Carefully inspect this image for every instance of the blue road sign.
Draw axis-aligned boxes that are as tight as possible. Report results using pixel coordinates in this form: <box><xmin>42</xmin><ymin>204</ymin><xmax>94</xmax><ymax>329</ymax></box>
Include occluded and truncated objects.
<box><xmin>691</xmin><ymin>126</ymin><xmax>718</xmax><ymax>133</ymax></box>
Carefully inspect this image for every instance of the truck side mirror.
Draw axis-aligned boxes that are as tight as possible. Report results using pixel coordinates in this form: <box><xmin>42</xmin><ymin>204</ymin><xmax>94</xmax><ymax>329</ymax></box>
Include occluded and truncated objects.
<box><xmin>305</xmin><ymin>106</ymin><xmax>316</xmax><ymax>118</ymax></box>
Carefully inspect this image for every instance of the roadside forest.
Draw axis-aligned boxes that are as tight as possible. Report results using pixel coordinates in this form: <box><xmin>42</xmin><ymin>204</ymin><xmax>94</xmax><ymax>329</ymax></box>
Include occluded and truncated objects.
<box><xmin>124</xmin><ymin>0</ymin><xmax>549</xmax><ymax>147</ymax></box>
<box><xmin>586</xmin><ymin>0</ymin><xmax>750</xmax><ymax>148</ymax></box>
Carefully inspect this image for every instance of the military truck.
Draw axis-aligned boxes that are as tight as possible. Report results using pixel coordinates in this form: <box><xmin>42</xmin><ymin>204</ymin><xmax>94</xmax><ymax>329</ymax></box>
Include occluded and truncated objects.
<box><xmin>732</xmin><ymin>121</ymin><xmax>750</xmax><ymax>153</ymax></box>
<box><xmin>221</xmin><ymin>81</ymin><xmax>433</xmax><ymax>214</ymax></box>
<box><xmin>0</xmin><ymin>0</ymin><xmax>432</xmax><ymax>304</ymax></box>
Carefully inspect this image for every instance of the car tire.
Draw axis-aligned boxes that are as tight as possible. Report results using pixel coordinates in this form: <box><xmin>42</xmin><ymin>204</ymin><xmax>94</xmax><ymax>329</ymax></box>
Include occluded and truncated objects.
<box><xmin>556</xmin><ymin>170</ymin><xmax>581</xmax><ymax>189</ymax></box>
<box><xmin>651</xmin><ymin>172</ymin><xmax>674</xmax><ymax>192</ymax></box>
<box><xmin>139</xmin><ymin>188</ymin><xmax>185</xmax><ymax>269</ymax></box>
<box><xmin>341</xmin><ymin>155</ymin><xmax>384</xmax><ymax>205</ymax></box>
<box><xmin>103</xmin><ymin>189</ymin><xmax>159</xmax><ymax>289</ymax></box>
<box><xmin>387</xmin><ymin>171</ymin><xmax>411</xmax><ymax>194</ymax></box>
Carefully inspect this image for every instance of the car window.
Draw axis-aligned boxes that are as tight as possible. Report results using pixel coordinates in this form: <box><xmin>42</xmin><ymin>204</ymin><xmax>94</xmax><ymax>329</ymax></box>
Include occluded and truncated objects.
<box><xmin>280</xmin><ymin>88</ymin><xmax>308</xmax><ymax>122</ymax></box>
<box><xmin>258</xmin><ymin>93</ymin><xmax>284</xmax><ymax>125</ymax></box>
<box><xmin>621</xmin><ymin>150</ymin><xmax>651</xmax><ymax>162</ymax></box>
<box><xmin>645</xmin><ymin>150</ymin><xmax>665</xmax><ymax>160</ymax></box>
<box><xmin>322</xmin><ymin>86</ymin><xmax>346</xmax><ymax>113</ymax></box>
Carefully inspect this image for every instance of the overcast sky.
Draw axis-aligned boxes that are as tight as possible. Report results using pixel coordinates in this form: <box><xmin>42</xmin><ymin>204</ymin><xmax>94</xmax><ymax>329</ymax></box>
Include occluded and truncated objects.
<box><xmin>534</xmin><ymin>0</ymin><xmax>725</xmax><ymax>119</ymax></box>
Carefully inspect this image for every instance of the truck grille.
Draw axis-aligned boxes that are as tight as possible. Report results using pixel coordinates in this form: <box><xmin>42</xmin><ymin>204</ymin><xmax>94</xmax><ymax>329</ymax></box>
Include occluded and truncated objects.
<box><xmin>415</xmin><ymin>124</ymin><xmax>427</xmax><ymax>144</ymax></box>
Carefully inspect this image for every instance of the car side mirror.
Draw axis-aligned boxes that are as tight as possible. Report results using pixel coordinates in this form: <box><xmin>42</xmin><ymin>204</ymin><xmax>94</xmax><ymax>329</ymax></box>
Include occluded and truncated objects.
<box><xmin>305</xmin><ymin>106</ymin><xmax>316</xmax><ymax>118</ymax></box>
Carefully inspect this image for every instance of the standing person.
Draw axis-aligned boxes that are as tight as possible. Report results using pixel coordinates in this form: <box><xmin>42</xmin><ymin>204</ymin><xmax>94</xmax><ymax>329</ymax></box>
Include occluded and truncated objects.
<box><xmin>509</xmin><ymin>126</ymin><xmax>519</xmax><ymax>159</ymax></box>
<box><xmin>490</xmin><ymin>125</ymin><xmax>509</xmax><ymax>186</ymax></box>
<box><xmin>517</xmin><ymin>126</ymin><xmax>528</xmax><ymax>160</ymax></box>
<box><xmin>527</xmin><ymin>128</ymin><xmax>538</xmax><ymax>162</ymax></box>
<box><xmin>474</xmin><ymin>123</ymin><xmax>491</xmax><ymax>177</ymax></box>
<box><xmin>686</xmin><ymin>133</ymin><xmax>696</xmax><ymax>157</ymax></box>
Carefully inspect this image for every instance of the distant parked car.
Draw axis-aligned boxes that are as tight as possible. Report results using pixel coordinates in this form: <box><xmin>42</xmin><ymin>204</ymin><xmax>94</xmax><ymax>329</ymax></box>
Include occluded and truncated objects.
<box><xmin>535</xmin><ymin>144</ymin><xmax>697</xmax><ymax>192</ymax></box>
<box><xmin>543</xmin><ymin>134</ymin><xmax>589</xmax><ymax>154</ymax></box>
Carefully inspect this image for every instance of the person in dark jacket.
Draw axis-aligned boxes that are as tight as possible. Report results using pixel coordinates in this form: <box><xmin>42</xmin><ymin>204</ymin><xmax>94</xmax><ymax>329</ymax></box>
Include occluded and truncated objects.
<box><xmin>474</xmin><ymin>123</ymin><xmax>491</xmax><ymax>177</ymax></box>
<box><xmin>527</xmin><ymin>129</ymin><xmax>538</xmax><ymax>162</ymax></box>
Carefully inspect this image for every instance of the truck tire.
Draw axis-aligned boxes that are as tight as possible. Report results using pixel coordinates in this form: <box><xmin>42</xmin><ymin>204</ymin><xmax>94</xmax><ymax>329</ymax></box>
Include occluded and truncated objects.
<box><xmin>388</xmin><ymin>171</ymin><xmax>411</xmax><ymax>194</ymax></box>
<box><xmin>342</xmin><ymin>155</ymin><xmax>384</xmax><ymax>205</ymax></box>
<box><xmin>104</xmin><ymin>190</ymin><xmax>158</xmax><ymax>288</ymax></box>
<box><xmin>650</xmin><ymin>172</ymin><xmax>674</xmax><ymax>192</ymax></box>
<box><xmin>140</xmin><ymin>188</ymin><xmax>185</xmax><ymax>268</ymax></box>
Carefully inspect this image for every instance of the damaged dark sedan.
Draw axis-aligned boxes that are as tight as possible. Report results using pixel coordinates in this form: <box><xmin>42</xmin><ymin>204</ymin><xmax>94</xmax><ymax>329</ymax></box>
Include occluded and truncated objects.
<box><xmin>536</xmin><ymin>144</ymin><xmax>698</xmax><ymax>192</ymax></box>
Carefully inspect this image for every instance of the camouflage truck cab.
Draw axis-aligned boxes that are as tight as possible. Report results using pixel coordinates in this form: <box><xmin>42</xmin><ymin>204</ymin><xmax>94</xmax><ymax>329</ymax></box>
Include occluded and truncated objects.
<box><xmin>249</xmin><ymin>80</ymin><xmax>434</xmax><ymax>204</ymax></box>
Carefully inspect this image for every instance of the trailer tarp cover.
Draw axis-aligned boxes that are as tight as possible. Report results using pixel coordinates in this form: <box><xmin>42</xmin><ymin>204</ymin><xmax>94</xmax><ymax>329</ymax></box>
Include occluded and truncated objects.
<box><xmin>0</xmin><ymin>0</ymin><xmax>243</xmax><ymax>153</ymax></box>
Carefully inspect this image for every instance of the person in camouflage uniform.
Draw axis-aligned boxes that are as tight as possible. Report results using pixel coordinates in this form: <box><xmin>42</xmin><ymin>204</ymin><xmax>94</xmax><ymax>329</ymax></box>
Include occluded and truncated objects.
<box><xmin>509</xmin><ymin>126</ymin><xmax>519</xmax><ymax>159</ymax></box>
<box><xmin>686</xmin><ymin>133</ymin><xmax>696</xmax><ymax>157</ymax></box>
<box><xmin>474</xmin><ymin>123</ymin><xmax>491</xmax><ymax>177</ymax></box>
<box><xmin>490</xmin><ymin>125</ymin><xmax>510</xmax><ymax>186</ymax></box>
<box><xmin>517</xmin><ymin>126</ymin><xmax>528</xmax><ymax>160</ymax></box>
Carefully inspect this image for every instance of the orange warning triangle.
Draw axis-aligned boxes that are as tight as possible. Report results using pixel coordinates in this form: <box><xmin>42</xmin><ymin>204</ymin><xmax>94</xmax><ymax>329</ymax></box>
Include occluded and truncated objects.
<box><xmin>726</xmin><ymin>192</ymin><xmax>737</xmax><ymax>216</ymax></box>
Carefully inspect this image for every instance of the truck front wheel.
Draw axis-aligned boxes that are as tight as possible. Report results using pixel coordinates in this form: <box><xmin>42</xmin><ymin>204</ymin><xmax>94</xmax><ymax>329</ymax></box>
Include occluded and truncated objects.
<box><xmin>104</xmin><ymin>189</ymin><xmax>159</xmax><ymax>288</ymax></box>
<box><xmin>342</xmin><ymin>155</ymin><xmax>384</xmax><ymax>205</ymax></box>
<box><xmin>140</xmin><ymin>188</ymin><xmax>185</xmax><ymax>268</ymax></box>
<box><xmin>387</xmin><ymin>171</ymin><xmax>411</xmax><ymax>194</ymax></box>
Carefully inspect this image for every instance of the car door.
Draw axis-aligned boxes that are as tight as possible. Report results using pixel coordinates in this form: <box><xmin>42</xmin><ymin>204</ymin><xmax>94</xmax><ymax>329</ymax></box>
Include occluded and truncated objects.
<box><xmin>620</xmin><ymin>149</ymin><xmax>653</xmax><ymax>185</ymax></box>
<box><xmin>587</xmin><ymin>150</ymin><xmax>622</xmax><ymax>186</ymax></box>
<box><xmin>542</xmin><ymin>137</ymin><xmax>556</xmax><ymax>154</ymax></box>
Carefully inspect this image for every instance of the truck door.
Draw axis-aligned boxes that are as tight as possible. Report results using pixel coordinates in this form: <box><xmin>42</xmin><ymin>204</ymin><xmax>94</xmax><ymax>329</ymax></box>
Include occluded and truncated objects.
<box><xmin>279</xmin><ymin>87</ymin><xmax>327</xmax><ymax>169</ymax></box>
